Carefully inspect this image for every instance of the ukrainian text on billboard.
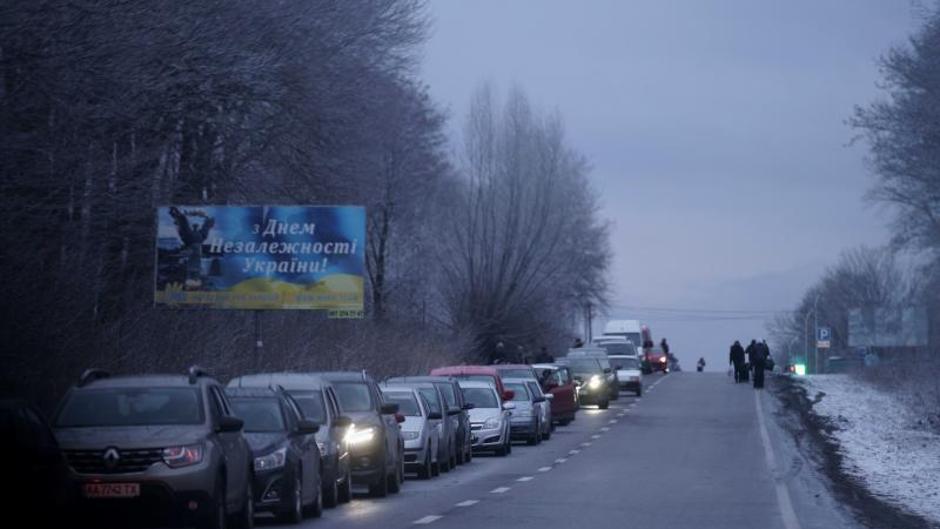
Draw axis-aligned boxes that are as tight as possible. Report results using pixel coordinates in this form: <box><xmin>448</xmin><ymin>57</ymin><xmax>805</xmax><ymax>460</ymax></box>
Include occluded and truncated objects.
<box><xmin>154</xmin><ymin>205</ymin><xmax>365</xmax><ymax>310</ymax></box>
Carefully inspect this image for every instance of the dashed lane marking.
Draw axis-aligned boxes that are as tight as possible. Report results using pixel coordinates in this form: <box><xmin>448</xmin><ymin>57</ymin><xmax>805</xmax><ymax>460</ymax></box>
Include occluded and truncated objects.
<box><xmin>517</xmin><ymin>476</ymin><xmax>534</xmax><ymax>482</ymax></box>
<box><xmin>413</xmin><ymin>515</ymin><xmax>442</xmax><ymax>525</ymax></box>
<box><xmin>609</xmin><ymin>419</ymin><xmax>618</xmax><ymax>424</ymax></box>
<box><xmin>581</xmin><ymin>442</ymin><xmax>593</xmax><ymax>447</ymax></box>
<box><xmin>600</xmin><ymin>427</ymin><xmax>610</xmax><ymax>432</ymax></box>
<box><xmin>555</xmin><ymin>458</ymin><xmax>567</xmax><ymax>463</ymax></box>
<box><xmin>455</xmin><ymin>500</ymin><xmax>478</xmax><ymax>507</ymax></box>
<box><xmin>591</xmin><ymin>434</ymin><xmax>601</xmax><ymax>439</ymax></box>
<box><xmin>538</xmin><ymin>466</ymin><xmax>552</xmax><ymax>472</ymax></box>
<box><xmin>568</xmin><ymin>449</ymin><xmax>580</xmax><ymax>455</ymax></box>
<box><xmin>490</xmin><ymin>487</ymin><xmax>511</xmax><ymax>494</ymax></box>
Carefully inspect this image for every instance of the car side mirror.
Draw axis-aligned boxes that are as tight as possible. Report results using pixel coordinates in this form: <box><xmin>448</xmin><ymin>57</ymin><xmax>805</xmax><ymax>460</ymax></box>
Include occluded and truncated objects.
<box><xmin>502</xmin><ymin>390</ymin><xmax>515</xmax><ymax>401</ymax></box>
<box><xmin>333</xmin><ymin>416</ymin><xmax>353</xmax><ymax>428</ymax></box>
<box><xmin>296</xmin><ymin>419</ymin><xmax>320</xmax><ymax>435</ymax></box>
<box><xmin>501</xmin><ymin>401</ymin><xmax>516</xmax><ymax>410</ymax></box>
<box><xmin>394</xmin><ymin>413</ymin><xmax>405</xmax><ymax>424</ymax></box>
<box><xmin>217</xmin><ymin>416</ymin><xmax>243</xmax><ymax>433</ymax></box>
<box><xmin>380</xmin><ymin>403</ymin><xmax>400</xmax><ymax>415</ymax></box>
<box><xmin>462</xmin><ymin>403</ymin><xmax>475</xmax><ymax>410</ymax></box>
<box><xmin>428</xmin><ymin>412</ymin><xmax>442</xmax><ymax>420</ymax></box>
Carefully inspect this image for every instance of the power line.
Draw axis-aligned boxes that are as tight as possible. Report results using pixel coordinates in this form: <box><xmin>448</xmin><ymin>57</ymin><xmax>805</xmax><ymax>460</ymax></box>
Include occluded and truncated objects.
<box><xmin>607</xmin><ymin>303</ymin><xmax>790</xmax><ymax>315</ymax></box>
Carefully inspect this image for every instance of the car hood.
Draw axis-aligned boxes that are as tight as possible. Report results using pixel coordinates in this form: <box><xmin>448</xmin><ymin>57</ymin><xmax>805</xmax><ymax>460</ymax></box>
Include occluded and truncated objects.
<box><xmin>343</xmin><ymin>411</ymin><xmax>382</xmax><ymax>428</ymax></box>
<box><xmin>55</xmin><ymin>425</ymin><xmax>207</xmax><ymax>450</ymax></box>
<box><xmin>244</xmin><ymin>432</ymin><xmax>288</xmax><ymax>455</ymax></box>
<box><xmin>468</xmin><ymin>408</ymin><xmax>501</xmax><ymax>423</ymax></box>
<box><xmin>617</xmin><ymin>369</ymin><xmax>641</xmax><ymax>378</ymax></box>
<box><xmin>400</xmin><ymin>416</ymin><xmax>426</xmax><ymax>432</ymax></box>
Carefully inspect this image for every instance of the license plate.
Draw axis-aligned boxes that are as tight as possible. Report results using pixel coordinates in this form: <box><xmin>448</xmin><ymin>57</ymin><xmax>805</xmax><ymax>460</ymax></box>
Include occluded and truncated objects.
<box><xmin>83</xmin><ymin>482</ymin><xmax>140</xmax><ymax>498</ymax></box>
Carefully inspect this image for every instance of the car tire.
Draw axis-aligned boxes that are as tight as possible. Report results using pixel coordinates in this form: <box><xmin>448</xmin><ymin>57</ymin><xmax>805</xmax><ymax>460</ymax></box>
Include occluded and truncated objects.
<box><xmin>417</xmin><ymin>446</ymin><xmax>432</xmax><ymax>479</ymax></box>
<box><xmin>543</xmin><ymin>428</ymin><xmax>552</xmax><ymax>441</ymax></box>
<box><xmin>388</xmin><ymin>457</ymin><xmax>402</xmax><ymax>494</ymax></box>
<box><xmin>598</xmin><ymin>400</ymin><xmax>609</xmax><ymax>410</ymax></box>
<box><xmin>449</xmin><ymin>440</ymin><xmax>457</xmax><ymax>469</ymax></box>
<box><xmin>277</xmin><ymin>474</ymin><xmax>303</xmax><ymax>524</ymax></box>
<box><xmin>203</xmin><ymin>478</ymin><xmax>228</xmax><ymax>529</ymax></box>
<box><xmin>303</xmin><ymin>477</ymin><xmax>323</xmax><ymax>519</ymax></box>
<box><xmin>439</xmin><ymin>447</ymin><xmax>451</xmax><ymax>473</ymax></box>
<box><xmin>527</xmin><ymin>423</ymin><xmax>539</xmax><ymax>446</ymax></box>
<box><xmin>494</xmin><ymin>441</ymin><xmax>507</xmax><ymax>457</ymax></box>
<box><xmin>636</xmin><ymin>387</ymin><xmax>642</xmax><ymax>397</ymax></box>
<box><xmin>338</xmin><ymin>465</ymin><xmax>352</xmax><ymax>504</ymax></box>
<box><xmin>368</xmin><ymin>455</ymin><xmax>389</xmax><ymax>498</ymax></box>
<box><xmin>323</xmin><ymin>465</ymin><xmax>339</xmax><ymax>508</ymax></box>
<box><xmin>232</xmin><ymin>478</ymin><xmax>254</xmax><ymax>529</ymax></box>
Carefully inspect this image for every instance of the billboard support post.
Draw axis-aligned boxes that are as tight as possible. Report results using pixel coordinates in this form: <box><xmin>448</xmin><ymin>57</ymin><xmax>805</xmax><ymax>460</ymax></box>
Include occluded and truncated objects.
<box><xmin>254</xmin><ymin>310</ymin><xmax>263</xmax><ymax>369</ymax></box>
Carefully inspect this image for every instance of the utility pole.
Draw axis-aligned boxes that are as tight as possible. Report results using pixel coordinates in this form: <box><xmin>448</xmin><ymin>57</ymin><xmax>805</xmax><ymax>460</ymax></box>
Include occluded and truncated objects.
<box><xmin>813</xmin><ymin>293</ymin><xmax>821</xmax><ymax>375</ymax></box>
<box><xmin>803</xmin><ymin>309</ymin><xmax>813</xmax><ymax>371</ymax></box>
<box><xmin>586</xmin><ymin>302</ymin><xmax>593</xmax><ymax>343</ymax></box>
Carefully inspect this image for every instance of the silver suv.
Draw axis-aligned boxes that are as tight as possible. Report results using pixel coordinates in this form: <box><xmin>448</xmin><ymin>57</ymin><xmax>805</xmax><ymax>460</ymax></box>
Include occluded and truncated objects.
<box><xmin>53</xmin><ymin>367</ymin><xmax>254</xmax><ymax>529</ymax></box>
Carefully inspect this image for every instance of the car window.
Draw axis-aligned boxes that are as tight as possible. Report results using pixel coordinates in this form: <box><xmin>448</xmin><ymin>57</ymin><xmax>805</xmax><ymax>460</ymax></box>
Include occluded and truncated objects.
<box><xmin>435</xmin><ymin>383</ymin><xmax>458</xmax><ymax>407</ymax></box>
<box><xmin>559</xmin><ymin>359</ymin><xmax>602</xmax><ymax>375</ymax></box>
<box><xmin>505</xmin><ymin>383</ymin><xmax>530</xmax><ymax>401</ymax></box>
<box><xmin>462</xmin><ymin>387</ymin><xmax>499</xmax><ymax>408</ymax></box>
<box><xmin>56</xmin><ymin>388</ymin><xmax>204</xmax><ymax>427</ymax></box>
<box><xmin>325</xmin><ymin>388</ymin><xmax>340</xmax><ymax>418</ymax></box>
<box><xmin>417</xmin><ymin>388</ymin><xmax>442</xmax><ymax>414</ymax></box>
<box><xmin>289</xmin><ymin>390</ymin><xmax>327</xmax><ymax>424</ymax></box>
<box><xmin>596</xmin><ymin>342</ymin><xmax>633</xmax><ymax>355</ymax></box>
<box><xmin>333</xmin><ymin>382</ymin><xmax>374</xmax><ymax>413</ymax></box>
<box><xmin>211</xmin><ymin>386</ymin><xmax>234</xmax><ymax>416</ymax></box>
<box><xmin>526</xmin><ymin>381</ymin><xmax>542</xmax><ymax>397</ymax></box>
<box><xmin>383</xmin><ymin>392</ymin><xmax>421</xmax><ymax>416</ymax></box>
<box><xmin>229</xmin><ymin>397</ymin><xmax>287</xmax><ymax>432</ymax></box>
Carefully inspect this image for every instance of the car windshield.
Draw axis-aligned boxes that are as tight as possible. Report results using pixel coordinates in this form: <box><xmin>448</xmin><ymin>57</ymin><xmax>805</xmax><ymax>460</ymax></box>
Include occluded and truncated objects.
<box><xmin>461</xmin><ymin>387</ymin><xmax>498</xmax><ymax>408</ymax></box>
<box><xmin>435</xmin><ymin>383</ymin><xmax>458</xmax><ymax>407</ymax></box>
<box><xmin>383</xmin><ymin>392</ymin><xmax>421</xmax><ymax>417</ymax></box>
<box><xmin>596</xmin><ymin>342</ymin><xmax>634</xmax><ymax>356</ymax></box>
<box><xmin>498</xmin><ymin>368</ymin><xmax>534</xmax><ymax>379</ymax></box>
<box><xmin>454</xmin><ymin>374</ymin><xmax>498</xmax><ymax>386</ymax></box>
<box><xmin>612</xmin><ymin>357</ymin><xmax>640</xmax><ymax>370</ymax></box>
<box><xmin>229</xmin><ymin>397</ymin><xmax>286</xmax><ymax>433</ymax></box>
<box><xmin>56</xmin><ymin>388</ymin><xmax>203</xmax><ymax>427</ymax></box>
<box><xmin>333</xmin><ymin>383</ymin><xmax>374</xmax><ymax>413</ymax></box>
<box><xmin>559</xmin><ymin>359</ymin><xmax>602</xmax><ymax>375</ymax></box>
<box><xmin>417</xmin><ymin>388</ymin><xmax>442</xmax><ymax>414</ymax></box>
<box><xmin>505</xmin><ymin>383</ymin><xmax>530</xmax><ymax>401</ymax></box>
<box><xmin>288</xmin><ymin>391</ymin><xmax>327</xmax><ymax>424</ymax></box>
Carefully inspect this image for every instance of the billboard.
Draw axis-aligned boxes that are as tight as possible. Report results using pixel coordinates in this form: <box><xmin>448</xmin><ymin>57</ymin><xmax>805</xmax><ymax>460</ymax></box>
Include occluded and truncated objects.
<box><xmin>155</xmin><ymin>205</ymin><xmax>365</xmax><ymax>311</ymax></box>
<box><xmin>847</xmin><ymin>306</ymin><xmax>928</xmax><ymax>347</ymax></box>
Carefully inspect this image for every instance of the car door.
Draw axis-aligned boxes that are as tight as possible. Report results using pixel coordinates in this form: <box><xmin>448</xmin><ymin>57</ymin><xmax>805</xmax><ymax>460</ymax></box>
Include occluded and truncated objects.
<box><xmin>373</xmin><ymin>382</ymin><xmax>398</xmax><ymax>469</ymax></box>
<box><xmin>325</xmin><ymin>387</ymin><xmax>349</xmax><ymax>473</ymax></box>
<box><xmin>554</xmin><ymin>368</ymin><xmax>576</xmax><ymax>415</ymax></box>
<box><xmin>284</xmin><ymin>395</ymin><xmax>318</xmax><ymax>502</ymax></box>
<box><xmin>209</xmin><ymin>386</ymin><xmax>247</xmax><ymax>507</ymax></box>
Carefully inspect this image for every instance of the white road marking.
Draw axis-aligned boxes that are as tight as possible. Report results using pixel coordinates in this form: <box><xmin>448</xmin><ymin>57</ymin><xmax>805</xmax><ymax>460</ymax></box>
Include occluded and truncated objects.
<box><xmin>413</xmin><ymin>515</ymin><xmax>442</xmax><ymax>525</ymax></box>
<box><xmin>538</xmin><ymin>466</ymin><xmax>552</xmax><ymax>472</ymax></box>
<box><xmin>755</xmin><ymin>390</ymin><xmax>803</xmax><ymax>529</ymax></box>
<box><xmin>517</xmin><ymin>476</ymin><xmax>534</xmax><ymax>482</ymax></box>
<box><xmin>555</xmin><ymin>458</ymin><xmax>567</xmax><ymax>463</ymax></box>
<box><xmin>490</xmin><ymin>487</ymin><xmax>511</xmax><ymax>494</ymax></box>
<box><xmin>581</xmin><ymin>441</ymin><xmax>593</xmax><ymax>447</ymax></box>
<box><xmin>600</xmin><ymin>427</ymin><xmax>611</xmax><ymax>432</ymax></box>
<box><xmin>568</xmin><ymin>449</ymin><xmax>580</xmax><ymax>455</ymax></box>
<box><xmin>609</xmin><ymin>419</ymin><xmax>618</xmax><ymax>424</ymax></box>
<box><xmin>591</xmin><ymin>434</ymin><xmax>601</xmax><ymax>439</ymax></box>
<box><xmin>455</xmin><ymin>500</ymin><xmax>478</xmax><ymax>507</ymax></box>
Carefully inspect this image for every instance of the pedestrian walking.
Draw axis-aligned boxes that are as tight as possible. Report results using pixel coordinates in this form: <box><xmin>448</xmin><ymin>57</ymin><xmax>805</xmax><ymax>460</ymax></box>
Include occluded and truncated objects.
<box><xmin>751</xmin><ymin>340</ymin><xmax>768</xmax><ymax>389</ymax></box>
<box><xmin>729</xmin><ymin>340</ymin><xmax>746</xmax><ymax>382</ymax></box>
<box><xmin>696</xmin><ymin>357</ymin><xmax>706</xmax><ymax>372</ymax></box>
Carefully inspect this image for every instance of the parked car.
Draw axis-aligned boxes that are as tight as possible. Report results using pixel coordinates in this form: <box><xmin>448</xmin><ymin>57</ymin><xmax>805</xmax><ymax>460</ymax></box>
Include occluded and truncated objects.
<box><xmin>227</xmin><ymin>373</ymin><xmax>352</xmax><ymax>507</ymax></box>
<box><xmin>1</xmin><ymin>399</ymin><xmax>73</xmax><ymax>525</ymax></box>
<box><xmin>645</xmin><ymin>346</ymin><xmax>670</xmax><ymax>373</ymax></box>
<box><xmin>379</xmin><ymin>386</ymin><xmax>440</xmax><ymax>479</ymax></box>
<box><xmin>565</xmin><ymin>349</ymin><xmax>619</xmax><ymax>401</ymax></box>
<box><xmin>383</xmin><ymin>381</ymin><xmax>457</xmax><ymax>473</ymax></box>
<box><xmin>531</xmin><ymin>363</ymin><xmax>579</xmax><ymax>425</ymax></box>
<box><xmin>492</xmin><ymin>364</ymin><xmax>539</xmax><ymax>381</ymax></box>
<box><xmin>524</xmin><ymin>380</ymin><xmax>553</xmax><ymax>440</ymax></box>
<box><xmin>53</xmin><ymin>367</ymin><xmax>254</xmax><ymax>529</ymax></box>
<box><xmin>458</xmin><ymin>380</ymin><xmax>513</xmax><ymax>456</ymax></box>
<box><xmin>502</xmin><ymin>379</ymin><xmax>545</xmax><ymax>446</ymax></box>
<box><xmin>317</xmin><ymin>371</ymin><xmax>404</xmax><ymax>498</ymax></box>
<box><xmin>429</xmin><ymin>365</ymin><xmax>515</xmax><ymax>401</ymax></box>
<box><xmin>225</xmin><ymin>387</ymin><xmax>322</xmax><ymax>523</ymax></box>
<box><xmin>557</xmin><ymin>357</ymin><xmax>612</xmax><ymax>409</ymax></box>
<box><xmin>609</xmin><ymin>355</ymin><xmax>643</xmax><ymax>396</ymax></box>
<box><xmin>385</xmin><ymin>375</ymin><xmax>474</xmax><ymax>465</ymax></box>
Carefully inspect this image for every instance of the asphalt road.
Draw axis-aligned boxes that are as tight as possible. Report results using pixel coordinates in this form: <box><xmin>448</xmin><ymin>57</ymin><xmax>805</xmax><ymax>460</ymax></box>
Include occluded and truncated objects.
<box><xmin>259</xmin><ymin>372</ymin><xmax>858</xmax><ymax>529</ymax></box>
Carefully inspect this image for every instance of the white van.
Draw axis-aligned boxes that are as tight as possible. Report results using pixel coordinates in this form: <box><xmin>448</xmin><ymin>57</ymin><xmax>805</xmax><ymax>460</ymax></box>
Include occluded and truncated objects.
<box><xmin>602</xmin><ymin>320</ymin><xmax>646</xmax><ymax>351</ymax></box>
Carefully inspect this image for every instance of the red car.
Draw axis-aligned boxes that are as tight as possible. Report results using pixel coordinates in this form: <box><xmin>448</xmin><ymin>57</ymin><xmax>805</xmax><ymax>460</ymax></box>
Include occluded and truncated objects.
<box><xmin>429</xmin><ymin>366</ymin><xmax>515</xmax><ymax>401</ymax></box>
<box><xmin>645</xmin><ymin>346</ymin><xmax>669</xmax><ymax>373</ymax></box>
<box><xmin>531</xmin><ymin>364</ymin><xmax>579</xmax><ymax>425</ymax></box>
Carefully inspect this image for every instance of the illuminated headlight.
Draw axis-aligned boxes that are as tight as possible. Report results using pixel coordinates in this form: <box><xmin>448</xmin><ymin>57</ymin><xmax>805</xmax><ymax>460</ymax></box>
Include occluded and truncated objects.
<box><xmin>401</xmin><ymin>430</ymin><xmax>420</xmax><ymax>440</ymax></box>
<box><xmin>254</xmin><ymin>447</ymin><xmax>287</xmax><ymax>472</ymax></box>
<box><xmin>588</xmin><ymin>375</ymin><xmax>602</xmax><ymax>389</ymax></box>
<box><xmin>483</xmin><ymin>417</ymin><xmax>501</xmax><ymax>429</ymax></box>
<box><xmin>660</xmin><ymin>357</ymin><xmax>668</xmax><ymax>363</ymax></box>
<box><xmin>163</xmin><ymin>444</ymin><xmax>204</xmax><ymax>468</ymax></box>
<box><xmin>345</xmin><ymin>425</ymin><xmax>376</xmax><ymax>446</ymax></box>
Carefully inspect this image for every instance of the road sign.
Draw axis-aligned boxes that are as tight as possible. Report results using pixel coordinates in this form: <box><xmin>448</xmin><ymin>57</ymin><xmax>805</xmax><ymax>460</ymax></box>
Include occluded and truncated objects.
<box><xmin>817</xmin><ymin>327</ymin><xmax>831</xmax><ymax>349</ymax></box>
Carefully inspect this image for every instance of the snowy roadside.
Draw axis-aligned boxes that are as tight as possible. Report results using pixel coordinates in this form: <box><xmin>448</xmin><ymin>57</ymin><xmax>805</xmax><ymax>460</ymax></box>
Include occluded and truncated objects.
<box><xmin>798</xmin><ymin>375</ymin><xmax>940</xmax><ymax>525</ymax></box>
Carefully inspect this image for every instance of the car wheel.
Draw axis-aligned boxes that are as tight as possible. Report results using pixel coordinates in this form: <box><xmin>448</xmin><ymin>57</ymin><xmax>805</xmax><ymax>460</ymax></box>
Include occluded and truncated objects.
<box><xmin>203</xmin><ymin>478</ymin><xmax>228</xmax><ymax>529</ymax></box>
<box><xmin>598</xmin><ymin>400</ymin><xmax>609</xmax><ymax>410</ymax></box>
<box><xmin>418</xmin><ymin>446</ymin><xmax>432</xmax><ymax>479</ymax></box>
<box><xmin>338</xmin><ymin>465</ymin><xmax>352</xmax><ymax>504</ymax></box>
<box><xmin>439</xmin><ymin>447</ymin><xmax>451</xmax><ymax>473</ymax></box>
<box><xmin>368</xmin><ymin>471</ymin><xmax>389</xmax><ymax>498</ymax></box>
<box><xmin>388</xmin><ymin>458</ymin><xmax>402</xmax><ymax>493</ymax></box>
<box><xmin>232</xmin><ymin>477</ymin><xmax>253</xmax><ymax>529</ymax></box>
<box><xmin>527</xmin><ymin>427</ymin><xmax>539</xmax><ymax>446</ymax></box>
<box><xmin>323</xmin><ymin>464</ymin><xmax>339</xmax><ymax>508</ymax></box>
<box><xmin>543</xmin><ymin>428</ymin><xmax>552</xmax><ymax>441</ymax></box>
<box><xmin>304</xmin><ymin>477</ymin><xmax>323</xmax><ymax>519</ymax></box>
<box><xmin>449</xmin><ymin>440</ymin><xmax>457</xmax><ymax>469</ymax></box>
<box><xmin>494</xmin><ymin>440</ymin><xmax>507</xmax><ymax>456</ymax></box>
<box><xmin>636</xmin><ymin>387</ymin><xmax>642</xmax><ymax>397</ymax></box>
<box><xmin>277</xmin><ymin>474</ymin><xmax>303</xmax><ymax>524</ymax></box>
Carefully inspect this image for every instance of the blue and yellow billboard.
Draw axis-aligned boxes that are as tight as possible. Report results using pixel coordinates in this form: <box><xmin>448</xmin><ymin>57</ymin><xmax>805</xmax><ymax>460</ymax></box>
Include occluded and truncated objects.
<box><xmin>154</xmin><ymin>206</ymin><xmax>365</xmax><ymax>311</ymax></box>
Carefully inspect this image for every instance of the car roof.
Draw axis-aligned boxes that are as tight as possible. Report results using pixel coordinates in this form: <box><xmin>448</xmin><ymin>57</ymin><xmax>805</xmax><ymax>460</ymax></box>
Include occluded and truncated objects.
<box><xmin>530</xmin><ymin>363</ymin><xmax>559</xmax><ymax>370</ymax></box>
<box><xmin>593</xmin><ymin>336</ymin><xmax>629</xmax><ymax>343</ymax></box>
<box><xmin>228</xmin><ymin>373</ymin><xmax>327</xmax><ymax>390</ymax></box>
<box><xmin>78</xmin><ymin>375</ymin><xmax>216</xmax><ymax>389</ymax></box>
<box><xmin>492</xmin><ymin>364</ymin><xmax>534</xmax><ymax>370</ymax></box>
<box><xmin>608</xmin><ymin>354</ymin><xmax>639</xmax><ymax>359</ymax></box>
<box><xmin>431</xmin><ymin>365</ymin><xmax>500</xmax><ymax>375</ymax></box>
<box><xmin>567</xmin><ymin>347</ymin><xmax>608</xmax><ymax>356</ymax></box>
<box><xmin>379</xmin><ymin>385</ymin><xmax>421</xmax><ymax>396</ymax></box>
<box><xmin>224</xmin><ymin>387</ymin><xmax>280</xmax><ymax>398</ymax></box>
<box><xmin>316</xmin><ymin>371</ymin><xmax>374</xmax><ymax>383</ymax></box>
<box><xmin>385</xmin><ymin>376</ymin><xmax>458</xmax><ymax>385</ymax></box>
<box><xmin>383</xmin><ymin>380</ymin><xmax>439</xmax><ymax>390</ymax></box>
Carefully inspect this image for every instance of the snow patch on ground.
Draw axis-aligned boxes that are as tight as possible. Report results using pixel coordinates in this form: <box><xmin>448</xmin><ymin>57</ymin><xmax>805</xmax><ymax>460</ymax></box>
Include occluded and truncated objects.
<box><xmin>799</xmin><ymin>375</ymin><xmax>940</xmax><ymax>524</ymax></box>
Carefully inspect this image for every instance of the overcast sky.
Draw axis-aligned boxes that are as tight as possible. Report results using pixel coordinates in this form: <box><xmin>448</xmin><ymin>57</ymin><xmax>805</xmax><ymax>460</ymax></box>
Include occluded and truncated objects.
<box><xmin>421</xmin><ymin>1</ymin><xmax>920</xmax><ymax>369</ymax></box>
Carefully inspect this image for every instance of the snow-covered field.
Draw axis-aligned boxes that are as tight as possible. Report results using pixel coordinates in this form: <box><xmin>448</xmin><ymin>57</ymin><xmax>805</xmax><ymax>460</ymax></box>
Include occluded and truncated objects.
<box><xmin>799</xmin><ymin>375</ymin><xmax>940</xmax><ymax>524</ymax></box>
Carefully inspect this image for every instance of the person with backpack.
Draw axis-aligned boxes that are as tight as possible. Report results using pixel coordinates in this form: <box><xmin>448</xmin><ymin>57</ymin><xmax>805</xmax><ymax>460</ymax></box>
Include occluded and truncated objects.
<box><xmin>729</xmin><ymin>340</ymin><xmax>746</xmax><ymax>382</ymax></box>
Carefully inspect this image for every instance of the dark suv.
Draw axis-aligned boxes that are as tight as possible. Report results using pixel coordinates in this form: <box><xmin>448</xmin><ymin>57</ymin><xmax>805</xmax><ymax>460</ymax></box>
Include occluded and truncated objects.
<box><xmin>225</xmin><ymin>387</ymin><xmax>322</xmax><ymax>524</ymax></box>
<box><xmin>53</xmin><ymin>367</ymin><xmax>254</xmax><ymax>529</ymax></box>
<box><xmin>317</xmin><ymin>371</ymin><xmax>404</xmax><ymax>497</ymax></box>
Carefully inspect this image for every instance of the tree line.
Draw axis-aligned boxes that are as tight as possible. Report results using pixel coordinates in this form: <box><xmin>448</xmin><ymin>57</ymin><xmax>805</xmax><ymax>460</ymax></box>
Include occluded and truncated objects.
<box><xmin>0</xmin><ymin>0</ymin><xmax>610</xmax><ymax>410</ymax></box>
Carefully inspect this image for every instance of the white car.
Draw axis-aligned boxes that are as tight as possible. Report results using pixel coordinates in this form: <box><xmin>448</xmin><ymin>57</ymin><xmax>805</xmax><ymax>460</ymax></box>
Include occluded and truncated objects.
<box><xmin>458</xmin><ymin>380</ymin><xmax>514</xmax><ymax>456</ymax></box>
<box><xmin>379</xmin><ymin>386</ymin><xmax>441</xmax><ymax>478</ymax></box>
<box><xmin>523</xmin><ymin>379</ymin><xmax>553</xmax><ymax>440</ymax></box>
<box><xmin>609</xmin><ymin>354</ymin><xmax>643</xmax><ymax>396</ymax></box>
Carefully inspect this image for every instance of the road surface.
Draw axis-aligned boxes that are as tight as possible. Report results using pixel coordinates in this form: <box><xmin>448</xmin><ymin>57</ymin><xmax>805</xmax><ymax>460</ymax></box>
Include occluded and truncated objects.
<box><xmin>250</xmin><ymin>372</ymin><xmax>858</xmax><ymax>529</ymax></box>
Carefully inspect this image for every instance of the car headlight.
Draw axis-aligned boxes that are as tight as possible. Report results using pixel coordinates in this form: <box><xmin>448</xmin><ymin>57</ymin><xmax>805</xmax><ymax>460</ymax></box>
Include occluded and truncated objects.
<box><xmin>345</xmin><ymin>425</ymin><xmax>376</xmax><ymax>446</ymax></box>
<box><xmin>254</xmin><ymin>447</ymin><xmax>287</xmax><ymax>472</ymax></box>
<box><xmin>401</xmin><ymin>430</ymin><xmax>420</xmax><ymax>440</ymax></box>
<box><xmin>660</xmin><ymin>357</ymin><xmax>668</xmax><ymax>363</ymax></box>
<box><xmin>588</xmin><ymin>375</ymin><xmax>602</xmax><ymax>389</ymax></box>
<box><xmin>483</xmin><ymin>417</ymin><xmax>501</xmax><ymax>429</ymax></box>
<box><xmin>163</xmin><ymin>444</ymin><xmax>204</xmax><ymax>468</ymax></box>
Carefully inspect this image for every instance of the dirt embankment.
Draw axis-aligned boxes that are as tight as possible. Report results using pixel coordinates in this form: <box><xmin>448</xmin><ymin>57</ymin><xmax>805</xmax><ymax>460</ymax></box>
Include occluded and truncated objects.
<box><xmin>771</xmin><ymin>376</ymin><xmax>938</xmax><ymax>529</ymax></box>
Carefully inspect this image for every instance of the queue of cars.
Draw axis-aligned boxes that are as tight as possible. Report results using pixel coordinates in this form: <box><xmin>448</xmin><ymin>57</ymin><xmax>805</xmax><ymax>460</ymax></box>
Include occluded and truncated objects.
<box><xmin>12</xmin><ymin>347</ymin><xmax>647</xmax><ymax>528</ymax></box>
